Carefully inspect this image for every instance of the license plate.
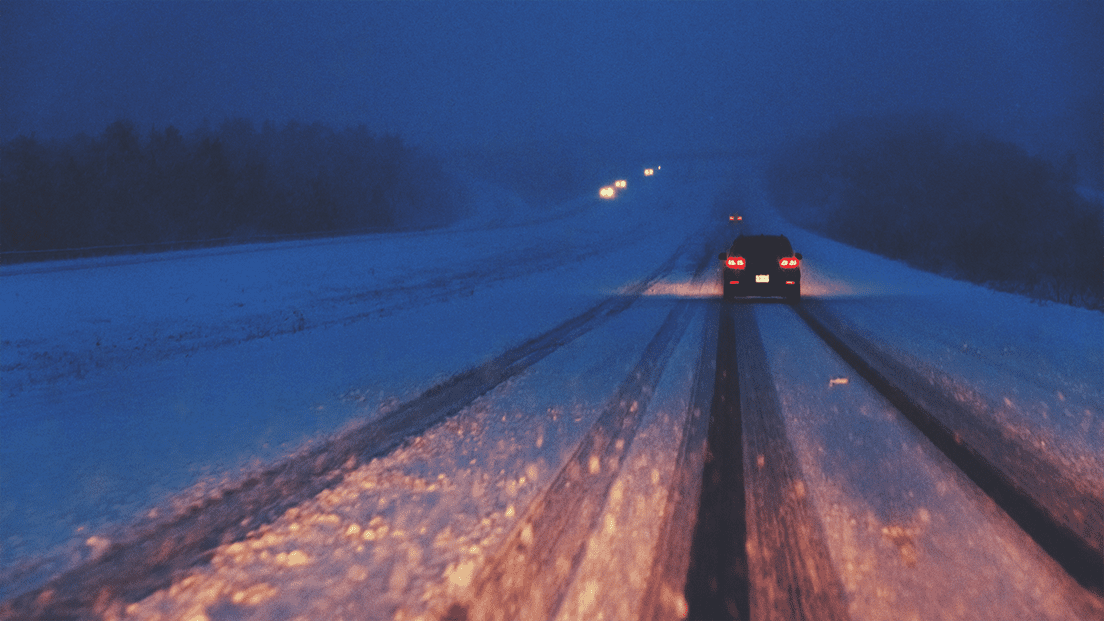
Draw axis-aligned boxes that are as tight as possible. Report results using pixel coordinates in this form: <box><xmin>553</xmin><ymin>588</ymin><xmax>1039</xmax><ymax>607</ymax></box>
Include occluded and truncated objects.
<box><xmin>756</xmin><ymin>274</ymin><xmax>769</xmax><ymax>283</ymax></box>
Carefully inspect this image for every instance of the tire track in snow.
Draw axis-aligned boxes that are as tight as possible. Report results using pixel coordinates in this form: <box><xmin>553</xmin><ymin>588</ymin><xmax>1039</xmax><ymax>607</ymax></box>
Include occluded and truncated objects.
<box><xmin>0</xmin><ymin>235</ymin><xmax>707</xmax><ymax>620</ymax></box>
<box><xmin>638</xmin><ymin>299</ymin><xmax>720</xmax><ymax>621</ymax></box>
<box><xmin>673</xmin><ymin>301</ymin><xmax>750</xmax><ymax>620</ymax></box>
<box><xmin>794</xmin><ymin>299</ymin><xmax>1104</xmax><ymax>595</ymax></box>
<box><xmin>451</xmin><ymin>298</ymin><xmax>696</xmax><ymax>621</ymax></box>
<box><xmin>731</xmin><ymin>303</ymin><xmax>850</xmax><ymax>620</ymax></box>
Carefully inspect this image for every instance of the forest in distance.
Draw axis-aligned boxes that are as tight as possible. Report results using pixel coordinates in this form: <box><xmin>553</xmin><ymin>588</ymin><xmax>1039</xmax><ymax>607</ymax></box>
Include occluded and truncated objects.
<box><xmin>765</xmin><ymin>113</ymin><xmax>1103</xmax><ymax>310</ymax></box>
<box><xmin>0</xmin><ymin>118</ymin><xmax>468</xmax><ymax>259</ymax></box>
<box><xmin>2</xmin><ymin>113</ymin><xmax>1102</xmax><ymax>310</ymax></box>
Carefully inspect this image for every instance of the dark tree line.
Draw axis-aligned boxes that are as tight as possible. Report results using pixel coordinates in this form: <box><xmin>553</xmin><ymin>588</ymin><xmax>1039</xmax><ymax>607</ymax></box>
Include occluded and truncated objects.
<box><xmin>766</xmin><ymin>113</ymin><xmax>1103</xmax><ymax>309</ymax></box>
<box><xmin>1</xmin><ymin>119</ymin><xmax>466</xmax><ymax>258</ymax></box>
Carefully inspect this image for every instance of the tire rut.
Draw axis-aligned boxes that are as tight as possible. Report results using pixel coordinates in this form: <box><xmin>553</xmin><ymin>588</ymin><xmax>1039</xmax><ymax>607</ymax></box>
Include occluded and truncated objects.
<box><xmin>794</xmin><ymin>299</ymin><xmax>1104</xmax><ymax>595</ymax></box>
<box><xmin>731</xmin><ymin>304</ymin><xmax>850</xmax><ymax>620</ymax></box>
<box><xmin>451</xmin><ymin>299</ymin><xmax>697</xmax><ymax>621</ymax></box>
<box><xmin>680</xmin><ymin>303</ymin><xmax>750</xmax><ymax>620</ymax></box>
<box><xmin>638</xmin><ymin>298</ymin><xmax>720</xmax><ymax>621</ymax></box>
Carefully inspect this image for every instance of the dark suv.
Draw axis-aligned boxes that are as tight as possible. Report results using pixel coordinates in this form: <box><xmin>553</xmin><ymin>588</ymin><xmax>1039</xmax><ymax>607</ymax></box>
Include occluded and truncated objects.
<box><xmin>719</xmin><ymin>234</ymin><xmax>802</xmax><ymax>302</ymax></box>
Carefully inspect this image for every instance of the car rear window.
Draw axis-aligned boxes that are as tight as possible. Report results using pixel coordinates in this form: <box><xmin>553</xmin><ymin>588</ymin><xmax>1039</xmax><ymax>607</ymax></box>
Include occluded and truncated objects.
<box><xmin>730</xmin><ymin>236</ymin><xmax>792</xmax><ymax>255</ymax></box>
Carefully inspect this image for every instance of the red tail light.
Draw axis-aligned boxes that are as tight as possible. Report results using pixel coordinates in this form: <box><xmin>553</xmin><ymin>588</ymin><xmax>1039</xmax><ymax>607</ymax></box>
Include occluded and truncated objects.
<box><xmin>726</xmin><ymin>256</ymin><xmax>745</xmax><ymax>269</ymax></box>
<box><xmin>779</xmin><ymin>257</ymin><xmax>800</xmax><ymax>268</ymax></box>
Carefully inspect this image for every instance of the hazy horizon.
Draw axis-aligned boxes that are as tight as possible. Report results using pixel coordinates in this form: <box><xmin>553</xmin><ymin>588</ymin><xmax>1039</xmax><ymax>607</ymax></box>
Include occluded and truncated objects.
<box><xmin>3</xmin><ymin>1</ymin><xmax>1101</xmax><ymax>182</ymax></box>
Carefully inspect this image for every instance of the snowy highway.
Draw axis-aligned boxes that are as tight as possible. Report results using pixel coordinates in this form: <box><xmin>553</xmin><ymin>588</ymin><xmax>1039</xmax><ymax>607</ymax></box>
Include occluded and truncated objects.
<box><xmin>3</xmin><ymin>161</ymin><xmax>1103</xmax><ymax>620</ymax></box>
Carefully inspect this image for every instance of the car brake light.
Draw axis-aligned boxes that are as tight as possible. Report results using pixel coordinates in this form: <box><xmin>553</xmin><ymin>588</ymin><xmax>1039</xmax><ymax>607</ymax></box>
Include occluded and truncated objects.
<box><xmin>726</xmin><ymin>256</ymin><xmax>745</xmax><ymax>269</ymax></box>
<box><xmin>779</xmin><ymin>257</ymin><xmax>800</xmax><ymax>268</ymax></box>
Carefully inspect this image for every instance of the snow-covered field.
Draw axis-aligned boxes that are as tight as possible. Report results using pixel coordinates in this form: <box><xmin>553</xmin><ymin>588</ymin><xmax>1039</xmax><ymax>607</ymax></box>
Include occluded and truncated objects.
<box><xmin>0</xmin><ymin>162</ymin><xmax>722</xmax><ymax>598</ymax></box>
<box><xmin>2</xmin><ymin>158</ymin><xmax>1101</xmax><ymax>619</ymax></box>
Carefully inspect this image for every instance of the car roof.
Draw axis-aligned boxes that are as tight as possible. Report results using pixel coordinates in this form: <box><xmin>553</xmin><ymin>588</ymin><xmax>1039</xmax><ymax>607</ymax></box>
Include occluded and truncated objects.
<box><xmin>729</xmin><ymin>234</ymin><xmax>793</xmax><ymax>253</ymax></box>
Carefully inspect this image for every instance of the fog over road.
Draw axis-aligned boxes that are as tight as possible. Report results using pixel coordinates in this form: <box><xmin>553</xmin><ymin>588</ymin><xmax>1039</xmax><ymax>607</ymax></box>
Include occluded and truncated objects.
<box><xmin>2</xmin><ymin>160</ymin><xmax>1101</xmax><ymax>620</ymax></box>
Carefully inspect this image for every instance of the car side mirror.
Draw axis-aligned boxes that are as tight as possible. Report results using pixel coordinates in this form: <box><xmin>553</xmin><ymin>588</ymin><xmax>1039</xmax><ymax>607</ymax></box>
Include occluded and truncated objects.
<box><xmin>718</xmin><ymin>252</ymin><xmax>727</xmax><ymax>260</ymax></box>
<box><xmin>795</xmin><ymin>253</ymin><xmax>803</xmax><ymax>260</ymax></box>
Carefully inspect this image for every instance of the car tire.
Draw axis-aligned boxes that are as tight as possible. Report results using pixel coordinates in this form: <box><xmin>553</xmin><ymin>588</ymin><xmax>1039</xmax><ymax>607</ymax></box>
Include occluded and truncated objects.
<box><xmin>788</xmin><ymin>288</ymin><xmax>801</xmax><ymax>304</ymax></box>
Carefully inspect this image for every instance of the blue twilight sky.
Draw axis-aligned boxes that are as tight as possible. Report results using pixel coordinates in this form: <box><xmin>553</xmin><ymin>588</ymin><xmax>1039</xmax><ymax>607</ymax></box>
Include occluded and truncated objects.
<box><xmin>2</xmin><ymin>1</ymin><xmax>1101</xmax><ymax>175</ymax></box>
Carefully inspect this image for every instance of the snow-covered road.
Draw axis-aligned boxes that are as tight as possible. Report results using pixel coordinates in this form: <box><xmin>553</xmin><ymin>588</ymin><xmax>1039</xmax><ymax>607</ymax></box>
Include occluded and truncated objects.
<box><xmin>2</xmin><ymin>159</ymin><xmax>1101</xmax><ymax>620</ymax></box>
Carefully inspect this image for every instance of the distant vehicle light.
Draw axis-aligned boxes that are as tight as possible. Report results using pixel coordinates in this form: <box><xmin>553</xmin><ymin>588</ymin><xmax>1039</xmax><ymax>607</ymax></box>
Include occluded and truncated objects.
<box><xmin>614</xmin><ymin>179</ymin><xmax>627</xmax><ymax>189</ymax></box>
<box><xmin>644</xmin><ymin>168</ymin><xmax>654</xmax><ymax>176</ymax></box>
<box><xmin>726</xmin><ymin>256</ymin><xmax>745</xmax><ymax>269</ymax></box>
<box><xmin>779</xmin><ymin>257</ymin><xmax>800</xmax><ymax>268</ymax></box>
<box><xmin>729</xmin><ymin>215</ymin><xmax>734</xmax><ymax>221</ymax></box>
<box><xmin>599</xmin><ymin>186</ymin><xmax>616</xmax><ymax>199</ymax></box>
